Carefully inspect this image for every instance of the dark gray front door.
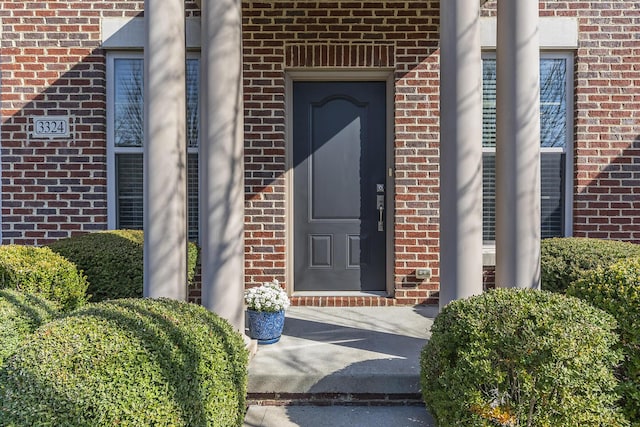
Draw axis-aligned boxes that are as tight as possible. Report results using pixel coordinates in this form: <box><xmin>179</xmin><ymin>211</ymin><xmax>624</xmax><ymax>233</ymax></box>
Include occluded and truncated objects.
<box><xmin>293</xmin><ymin>81</ymin><xmax>386</xmax><ymax>292</ymax></box>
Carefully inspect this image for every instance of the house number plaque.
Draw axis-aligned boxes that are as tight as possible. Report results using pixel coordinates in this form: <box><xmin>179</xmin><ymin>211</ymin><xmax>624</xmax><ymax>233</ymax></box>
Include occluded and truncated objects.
<box><xmin>32</xmin><ymin>116</ymin><xmax>70</xmax><ymax>138</ymax></box>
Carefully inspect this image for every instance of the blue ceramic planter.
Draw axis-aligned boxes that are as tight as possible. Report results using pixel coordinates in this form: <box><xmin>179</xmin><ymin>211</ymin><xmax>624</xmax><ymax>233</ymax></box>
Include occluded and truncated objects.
<box><xmin>246</xmin><ymin>309</ymin><xmax>285</xmax><ymax>345</ymax></box>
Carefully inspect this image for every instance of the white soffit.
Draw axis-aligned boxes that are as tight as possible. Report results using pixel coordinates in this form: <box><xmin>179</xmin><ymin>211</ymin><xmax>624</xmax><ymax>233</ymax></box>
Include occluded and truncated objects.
<box><xmin>481</xmin><ymin>17</ymin><xmax>579</xmax><ymax>49</ymax></box>
<box><xmin>101</xmin><ymin>17</ymin><xmax>201</xmax><ymax>49</ymax></box>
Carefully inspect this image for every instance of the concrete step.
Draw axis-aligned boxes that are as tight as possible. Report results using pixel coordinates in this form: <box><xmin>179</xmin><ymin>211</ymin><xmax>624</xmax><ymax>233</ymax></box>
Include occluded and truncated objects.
<box><xmin>243</xmin><ymin>404</ymin><xmax>436</xmax><ymax>427</ymax></box>
<box><xmin>245</xmin><ymin>307</ymin><xmax>438</xmax><ymax>425</ymax></box>
<box><xmin>246</xmin><ymin>306</ymin><xmax>437</xmax><ymax>400</ymax></box>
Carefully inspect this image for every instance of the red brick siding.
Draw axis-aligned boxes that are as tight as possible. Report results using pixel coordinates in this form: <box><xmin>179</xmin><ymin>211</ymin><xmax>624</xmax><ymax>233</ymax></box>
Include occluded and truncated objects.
<box><xmin>1</xmin><ymin>1</ymin><xmax>113</xmax><ymax>244</ymax></box>
<box><xmin>2</xmin><ymin>1</ymin><xmax>639</xmax><ymax>305</ymax></box>
<box><xmin>570</xmin><ymin>3</ymin><xmax>640</xmax><ymax>241</ymax></box>
<box><xmin>477</xmin><ymin>1</ymin><xmax>640</xmax><ymax>292</ymax></box>
<box><xmin>243</xmin><ymin>1</ymin><xmax>441</xmax><ymax>305</ymax></box>
<box><xmin>290</xmin><ymin>295</ymin><xmax>399</xmax><ymax>307</ymax></box>
<box><xmin>0</xmin><ymin>1</ymin><xmax>200</xmax><ymax>246</ymax></box>
<box><xmin>482</xmin><ymin>1</ymin><xmax>640</xmax><ymax>242</ymax></box>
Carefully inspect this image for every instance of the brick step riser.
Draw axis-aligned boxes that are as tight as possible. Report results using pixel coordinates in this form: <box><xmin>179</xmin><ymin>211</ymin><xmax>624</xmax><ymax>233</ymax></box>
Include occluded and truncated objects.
<box><xmin>247</xmin><ymin>392</ymin><xmax>423</xmax><ymax>407</ymax></box>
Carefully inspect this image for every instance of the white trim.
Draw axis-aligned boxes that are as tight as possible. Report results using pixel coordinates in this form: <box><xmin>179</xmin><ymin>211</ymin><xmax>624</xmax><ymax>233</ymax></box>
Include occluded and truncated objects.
<box><xmin>101</xmin><ymin>17</ymin><xmax>201</xmax><ymax>49</ymax></box>
<box><xmin>482</xmin><ymin>246</ymin><xmax>496</xmax><ymax>266</ymax></box>
<box><xmin>285</xmin><ymin>76</ymin><xmax>294</xmax><ymax>295</ymax></box>
<box><xmin>562</xmin><ymin>53</ymin><xmax>575</xmax><ymax>237</ymax></box>
<box><xmin>287</xmin><ymin>69</ymin><xmax>395</xmax><ymax>81</ymax></box>
<box><xmin>285</xmin><ymin>70</ymin><xmax>395</xmax><ymax>297</ymax></box>
<box><xmin>109</xmin><ymin>146</ymin><xmax>143</xmax><ymax>154</ymax></box>
<box><xmin>385</xmin><ymin>72</ymin><xmax>395</xmax><ymax>297</ymax></box>
<box><xmin>106</xmin><ymin>52</ymin><xmax>144</xmax><ymax>230</ymax></box>
<box><xmin>103</xmin><ymin>16</ymin><xmax>579</xmax><ymax>51</ymax></box>
<box><xmin>106</xmin><ymin>53</ymin><xmax>116</xmax><ymax>229</ymax></box>
<box><xmin>483</xmin><ymin>146</ymin><xmax>565</xmax><ymax>154</ymax></box>
<box><xmin>481</xmin><ymin>17</ymin><xmax>579</xmax><ymax>50</ymax></box>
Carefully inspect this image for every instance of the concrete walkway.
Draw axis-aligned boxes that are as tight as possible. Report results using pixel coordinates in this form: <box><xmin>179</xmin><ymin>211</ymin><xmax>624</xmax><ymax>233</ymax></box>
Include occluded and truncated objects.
<box><xmin>244</xmin><ymin>305</ymin><xmax>438</xmax><ymax>426</ymax></box>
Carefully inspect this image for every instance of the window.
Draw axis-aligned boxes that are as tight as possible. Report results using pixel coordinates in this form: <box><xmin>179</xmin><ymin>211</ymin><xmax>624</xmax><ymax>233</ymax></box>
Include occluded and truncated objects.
<box><xmin>107</xmin><ymin>54</ymin><xmax>200</xmax><ymax>241</ymax></box>
<box><xmin>482</xmin><ymin>53</ymin><xmax>573</xmax><ymax>244</ymax></box>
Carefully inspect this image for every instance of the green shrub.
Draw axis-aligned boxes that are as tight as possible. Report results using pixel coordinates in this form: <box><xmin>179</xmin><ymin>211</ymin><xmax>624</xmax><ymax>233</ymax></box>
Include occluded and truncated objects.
<box><xmin>568</xmin><ymin>258</ymin><xmax>640</xmax><ymax>425</ymax></box>
<box><xmin>421</xmin><ymin>288</ymin><xmax>627</xmax><ymax>426</ymax></box>
<box><xmin>48</xmin><ymin>230</ymin><xmax>199</xmax><ymax>302</ymax></box>
<box><xmin>0</xmin><ymin>298</ymin><xmax>248</xmax><ymax>426</ymax></box>
<box><xmin>0</xmin><ymin>289</ymin><xmax>59</xmax><ymax>367</ymax></box>
<box><xmin>0</xmin><ymin>245</ymin><xmax>88</xmax><ymax>311</ymax></box>
<box><xmin>541</xmin><ymin>237</ymin><xmax>640</xmax><ymax>294</ymax></box>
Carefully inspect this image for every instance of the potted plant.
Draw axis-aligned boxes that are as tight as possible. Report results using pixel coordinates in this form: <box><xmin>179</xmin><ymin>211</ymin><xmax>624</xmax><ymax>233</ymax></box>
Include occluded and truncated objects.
<box><xmin>244</xmin><ymin>279</ymin><xmax>290</xmax><ymax>344</ymax></box>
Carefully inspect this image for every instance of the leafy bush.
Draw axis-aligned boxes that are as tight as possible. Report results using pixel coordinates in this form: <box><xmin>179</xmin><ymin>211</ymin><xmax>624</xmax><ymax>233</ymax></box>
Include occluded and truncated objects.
<box><xmin>568</xmin><ymin>258</ymin><xmax>640</xmax><ymax>425</ymax></box>
<box><xmin>541</xmin><ymin>237</ymin><xmax>640</xmax><ymax>293</ymax></box>
<box><xmin>0</xmin><ymin>298</ymin><xmax>248</xmax><ymax>426</ymax></box>
<box><xmin>0</xmin><ymin>289</ymin><xmax>59</xmax><ymax>367</ymax></box>
<box><xmin>48</xmin><ymin>230</ymin><xmax>199</xmax><ymax>302</ymax></box>
<box><xmin>0</xmin><ymin>245</ymin><xmax>88</xmax><ymax>311</ymax></box>
<box><xmin>421</xmin><ymin>288</ymin><xmax>627</xmax><ymax>426</ymax></box>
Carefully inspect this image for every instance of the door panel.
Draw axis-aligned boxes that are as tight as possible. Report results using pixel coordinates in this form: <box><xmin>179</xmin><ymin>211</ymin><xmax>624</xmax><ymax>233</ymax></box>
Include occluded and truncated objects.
<box><xmin>293</xmin><ymin>81</ymin><xmax>386</xmax><ymax>292</ymax></box>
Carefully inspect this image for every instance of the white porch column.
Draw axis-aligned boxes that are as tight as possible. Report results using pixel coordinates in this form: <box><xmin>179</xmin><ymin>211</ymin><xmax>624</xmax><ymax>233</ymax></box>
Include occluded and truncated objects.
<box><xmin>495</xmin><ymin>0</ymin><xmax>541</xmax><ymax>289</ymax></box>
<box><xmin>143</xmin><ymin>0</ymin><xmax>187</xmax><ymax>300</ymax></box>
<box><xmin>439</xmin><ymin>0</ymin><xmax>484</xmax><ymax>309</ymax></box>
<box><xmin>200</xmin><ymin>0</ymin><xmax>245</xmax><ymax>331</ymax></box>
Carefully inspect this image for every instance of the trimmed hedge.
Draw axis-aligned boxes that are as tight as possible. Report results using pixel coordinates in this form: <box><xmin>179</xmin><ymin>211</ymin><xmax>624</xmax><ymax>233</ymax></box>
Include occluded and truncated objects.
<box><xmin>48</xmin><ymin>230</ymin><xmax>199</xmax><ymax>302</ymax></box>
<box><xmin>541</xmin><ymin>237</ymin><xmax>640</xmax><ymax>294</ymax></box>
<box><xmin>421</xmin><ymin>288</ymin><xmax>627</xmax><ymax>426</ymax></box>
<box><xmin>568</xmin><ymin>258</ymin><xmax>640</xmax><ymax>426</ymax></box>
<box><xmin>0</xmin><ymin>289</ymin><xmax>59</xmax><ymax>367</ymax></box>
<box><xmin>0</xmin><ymin>298</ymin><xmax>248</xmax><ymax>426</ymax></box>
<box><xmin>0</xmin><ymin>245</ymin><xmax>88</xmax><ymax>311</ymax></box>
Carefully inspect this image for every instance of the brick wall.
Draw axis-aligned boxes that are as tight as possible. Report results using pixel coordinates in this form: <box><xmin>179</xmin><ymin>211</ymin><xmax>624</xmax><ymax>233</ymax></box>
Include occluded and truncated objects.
<box><xmin>482</xmin><ymin>1</ymin><xmax>640</xmax><ymax>242</ymax></box>
<box><xmin>245</xmin><ymin>0</ymin><xmax>640</xmax><ymax>303</ymax></box>
<box><xmin>2</xmin><ymin>1</ymin><xmax>639</xmax><ymax>305</ymax></box>
<box><xmin>243</xmin><ymin>1</ymin><xmax>441</xmax><ymax>305</ymax></box>
<box><xmin>1</xmin><ymin>1</ymin><xmax>113</xmax><ymax>244</ymax></box>
<box><xmin>570</xmin><ymin>2</ymin><xmax>640</xmax><ymax>241</ymax></box>
<box><xmin>0</xmin><ymin>1</ymin><xmax>199</xmax><ymax>246</ymax></box>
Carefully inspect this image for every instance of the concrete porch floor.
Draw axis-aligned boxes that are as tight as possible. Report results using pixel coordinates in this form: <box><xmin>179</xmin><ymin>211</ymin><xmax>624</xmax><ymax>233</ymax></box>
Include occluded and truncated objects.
<box><xmin>244</xmin><ymin>305</ymin><xmax>438</xmax><ymax>426</ymax></box>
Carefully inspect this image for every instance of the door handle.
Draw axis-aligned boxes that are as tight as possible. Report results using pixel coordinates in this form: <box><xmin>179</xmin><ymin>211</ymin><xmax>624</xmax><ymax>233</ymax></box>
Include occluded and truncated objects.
<box><xmin>376</xmin><ymin>195</ymin><xmax>384</xmax><ymax>232</ymax></box>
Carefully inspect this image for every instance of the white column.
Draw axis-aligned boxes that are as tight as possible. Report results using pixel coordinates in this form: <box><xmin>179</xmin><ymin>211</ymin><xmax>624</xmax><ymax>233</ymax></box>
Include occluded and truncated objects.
<box><xmin>495</xmin><ymin>0</ymin><xmax>541</xmax><ymax>289</ymax></box>
<box><xmin>143</xmin><ymin>0</ymin><xmax>187</xmax><ymax>300</ymax></box>
<box><xmin>200</xmin><ymin>0</ymin><xmax>245</xmax><ymax>331</ymax></box>
<box><xmin>439</xmin><ymin>0</ymin><xmax>484</xmax><ymax>309</ymax></box>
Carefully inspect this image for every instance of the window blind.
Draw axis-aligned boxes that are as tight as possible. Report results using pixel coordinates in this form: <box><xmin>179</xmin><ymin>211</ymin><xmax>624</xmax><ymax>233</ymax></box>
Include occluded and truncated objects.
<box><xmin>481</xmin><ymin>57</ymin><xmax>568</xmax><ymax>242</ymax></box>
<box><xmin>116</xmin><ymin>153</ymin><xmax>199</xmax><ymax>241</ymax></box>
<box><xmin>113</xmin><ymin>57</ymin><xmax>201</xmax><ymax>242</ymax></box>
<box><xmin>116</xmin><ymin>153</ymin><xmax>143</xmax><ymax>230</ymax></box>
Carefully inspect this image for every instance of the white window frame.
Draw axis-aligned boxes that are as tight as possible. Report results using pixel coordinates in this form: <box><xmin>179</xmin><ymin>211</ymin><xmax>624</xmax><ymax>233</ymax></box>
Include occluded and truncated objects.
<box><xmin>107</xmin><ymin>52</ymin><xmax>140</xmax><ymax>230</ymax></box>
<box><xmin>106</xmin><ymin>51</ymin><xmax>200</xmax><ymax>232</ymax></box>
<box><xmin>481</xmin><ymin>51</ymin><xmax>574</xmax><ymax>258</ymax></box>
